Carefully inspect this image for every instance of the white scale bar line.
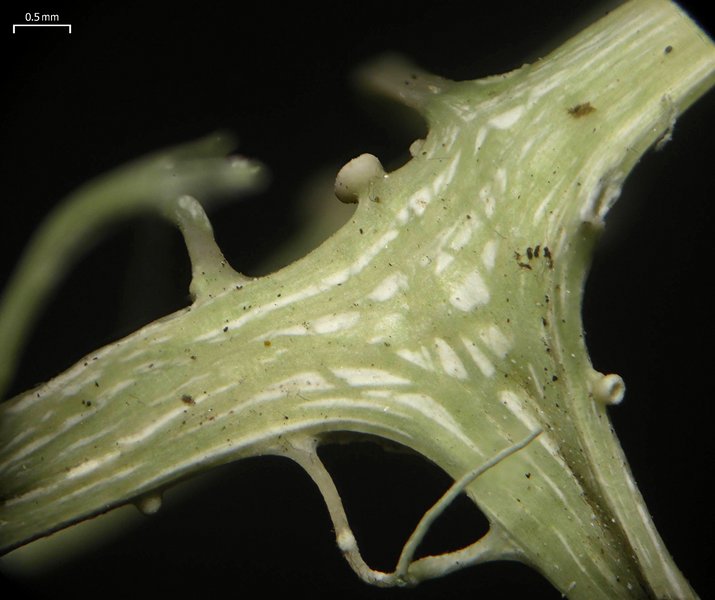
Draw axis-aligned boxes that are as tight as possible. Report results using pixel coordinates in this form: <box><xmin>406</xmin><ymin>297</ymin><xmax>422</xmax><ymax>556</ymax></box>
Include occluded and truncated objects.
<box><xmin>13</xmin><ymin>24</ymin><xmax>72</xmax><ymax>34</ymax></box>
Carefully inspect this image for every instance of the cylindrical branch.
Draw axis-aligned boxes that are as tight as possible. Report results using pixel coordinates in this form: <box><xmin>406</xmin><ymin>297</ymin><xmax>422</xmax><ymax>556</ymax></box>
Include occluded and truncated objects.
<box><xmin>0</xmin><ymin>299</ymin><xmax>636</xmax><ymax>599</ymax></box>
<box><xmin>350</xmin><ymin>3</ymin><xmax>712</xmax><ymax>598</ymax></box>
<box><xmin>163</xmin><ymin>194</ymin><xmax>250</xmax><ymax>300</ymax></box>
<box><xmin>1</xmin><ymin>2</ymin><xmax>713</xmax><ymax>598</ymax></box>
<box><xmin>0</xmin><ymin>134</ymin><xmax>266</xmax><ymax>399</ymax></box>
<box><xmin>353</xmin><ymin>53</ymin><xmax>450</xmax><ymax>116</ymax></box>
<box><xmin>283</xmin><ymin>429</ymin><xmax>542</xmax><ymax>588</ymax></box>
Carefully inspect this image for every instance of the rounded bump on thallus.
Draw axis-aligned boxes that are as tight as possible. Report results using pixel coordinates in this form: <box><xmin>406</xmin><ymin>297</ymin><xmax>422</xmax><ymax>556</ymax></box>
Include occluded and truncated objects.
<box><xmin>334</xmin><ymin>153</ymin><xmax>386</xmax><ymax>204</ymax></box>
<box><xmin>590</xmin><ymin>371</ymin><xmax>626</xmax><ymax>406</ymax></box>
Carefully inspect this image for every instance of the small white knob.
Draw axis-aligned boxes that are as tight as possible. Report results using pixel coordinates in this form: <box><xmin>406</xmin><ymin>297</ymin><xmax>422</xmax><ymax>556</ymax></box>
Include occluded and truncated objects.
<box><xmin>334</xmin><ymin>153</ymin><xmax>385</xmax><ymax>204</ymax></box>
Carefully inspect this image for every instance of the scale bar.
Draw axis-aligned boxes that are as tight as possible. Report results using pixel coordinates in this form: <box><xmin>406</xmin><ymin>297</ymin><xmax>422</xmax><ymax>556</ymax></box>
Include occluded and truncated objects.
<box><xmin>12</xmin><ymin>24</ymin><xmax>72</xmax><ymax>34</ymax></box>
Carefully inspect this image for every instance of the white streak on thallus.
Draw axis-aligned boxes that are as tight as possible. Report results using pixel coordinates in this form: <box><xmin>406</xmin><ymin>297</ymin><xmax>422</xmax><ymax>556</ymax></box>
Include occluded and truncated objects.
<box><xmin>391</xmin><ymin>393</ymin><xmax>478</xmax><ymax>450</ymax></box>
<box><xmin>368</xmin><ymin>272</ymin><xmax>409</xmax><ymax>302</ymax></box>
<box><xmin>434</xmin><ymin>338</ymin><xmax>468</xmax><ymax>380</ymax></box>
<box><xmin>489</xmin><ymin>105</ymin><xmax>525</xmax><ymax>130</ymax></box>
<box><xmin>499</xmin><ymin>389</ymin><xmax>540</xmax><ymax>430</ymax></box>
<box><xmin>460</xmin><ymin>336</ymin><xmax>495</xmax><ymax>377</ymax></box>
<box><xmin>434</xmin><ymin>251</ymin><xmax>454</xmax><ymax>275</ymax></box>
<box><xmin>247</xmin><ymin>372</ymin><xmax>334</xmax><ymax>404</ymax></box>
<box><xmin>396</xmin><ymin>347</ymin><xmax>435</xmax><ymax>372</ymax></box>
<box><xmin>195</xmin><ymin>230</ymin><xmax>398</xmax><ymax>342</ymax></box>
<box><xmin>481</xmin><ymin>239</ymin><xmax>498</xmax><ymax>271</ymax></box>
<box><xmin>330</xmin><ymin>368</ymin><xmax>410</xmax><ymax>387</ymax></box>
<box><xmin>479</xmin><ymin>324</ymin><xmax>511</xmax><ymax>357</ymax></box>
<box><xmin>116</xmin><ymin>405</ymin><xmax>187</xmax><ymax>446</ymax></box>
<box><xmin>311</xmin><ymin>312</ymin><xmax>361</xmax><ymax>334</ymax></box>
<box><xmin>474</xmin><ymin>126</ymin><xmax>488</xmax><ymax>155</ymax></box>
<box><xmin>449</xmin><ymin>270</ymin><xmax>490</xmax><ymax>311</ymax></box>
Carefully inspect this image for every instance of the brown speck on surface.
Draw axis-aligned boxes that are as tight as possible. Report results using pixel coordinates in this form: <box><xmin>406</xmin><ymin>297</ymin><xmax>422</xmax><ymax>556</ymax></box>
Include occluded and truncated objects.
<box><xmin>515</xmin><ymin>252</ymin><xmax>532</xmax><ymax>270</ymax></box>
<box><xmin>665</xmin><ymin>45</ymin><xmax>673</xmax><ymax>54</ymax></box>
<box><xmin>263</xmin><ymin>340</ymin><xmax>272</xmax><ymax>347</ymax></box>
<box><xmin>181</xmin><ymin>394</ymin><xmax>195</xmax><ymax>405</ymax></box>
<box><xmin>568</xmin><ymin>102</ymin><xmax>596</xmax><ymax>117</ymax></box>
<box><xmin>543</xmin><ymin>246</ymin><xmax>554</xmax><ymax>269</ymax></box>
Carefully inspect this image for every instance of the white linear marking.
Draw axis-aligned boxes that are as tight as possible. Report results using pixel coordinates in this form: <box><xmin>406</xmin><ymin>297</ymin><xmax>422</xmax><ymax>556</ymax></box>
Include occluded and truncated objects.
<box><xmin>368</xmin><ymin>272</ymin><xmax>409</xmax><ymax>302</ymax></box>
<box><xmin>433</xmin><ymin>151</ymin><xmax>461</xmax><ymax>192</ymax></box>
<box><xmin>474</xmin><ymin>127</ymin><xmax>488</xmax><ymax>154</ymax></box>
<box><xmin>499</xmin><ymin>390</ymin><xmax>540</xmax><ymax>430</ymax></box>
<box><xmin>519</xmin><ymin>137</ymin><xmax>536</xmax><ymax>161</ymax></box>
<box><xmin>449</xmin><ymin>221</ymin><xmax>474</xmax><ymax>251</ymax></box>
<box><xmin>461</xmin><ymin>337</ymin><xmax>495</xmax><ymax>377</ymax></box>
<box><xmin>330</xmin><ymin>368</ymin><xmax>410</xmax><ymax>387</ymax></box>
<box><xmin>57</xmin><ymin>426</ymin><xmax>122</xmax><ymax>459</ymax></box>
<box><xmin>539</xmin><ymin>435</ymin><xmax>570</xmax><ymax>471</ymax></box>
<box><xmin>102</xmin><ymin>379</ymin><xmax>135</xmax><ymax>401</ymax></box>
<box><xmin>353</xmin><ymin>229</ymin><xmax>399</xmax><ymax>272</ymax></box>
<box><xmin>396</xmin><ymin>347</ymin><xmax>435</xmax><ymax>371</ymax></box>
<box><xmin>554</xmin><ymin>530</ymin><xmax>589</xmax><ymax>575</ymax></box>
<box><xmin>438</xmin><ymin>125</ymin><xmax>459</xmax><ymax>153</ymax></box>
<box><xmin>392</xmin><ymin>393</ymin><xmax>477</xmax><ymax>449</ymax></box>
<box><xmin>478</xmin><ymin>184</ymin><xmax>496</xmax><ymax>219</ymax></box>
<box><xmin>303</xmin><ymin>397</ymin><xmax>409</xmax><ymax>418</ymax></box>
<box><xmin>537</xmin><ymin>468</ymin><xmax>568</xmax><ymax>505</ymax></box>
<box><xmin>198</xmin><ymin>231</ymin><xmax>399</xmax><ymax>342</ymax></box>
<box><xmin>266</xmin><ymin>324</ymin><xmax>309</xmax><ymax>337</ymax></box>
<box><xmin>495</xmin><ymin>170</ymin><xmax>508</xmax><ymax>198</ymax></box>
<box><xmin>65</xmin><ymin>450</ymin><xmax>121</xmax><ymax>480</ymax></box>
<box><xmin>117</xmin><ymin>406</ymin><xmax>187</xmax><ymax>446</ymax></box>
<box><xmin>489</xmin><ymin>105</ymin><xmax>525</xmax><ymax>129</ymax></box>
<box><xmin>364</xmin><ymin>390</ymin><xmax>392</xmax><ymax>399</ymax></box>
<box><xmin>434</xmin><ymin>338</ymin><xmax>468</xmax><ymax>380</ymax></box>
<box><xmin>481</xmin><ymin>239</ymin><xmax>498</xmax><ymax>271</ymax></box>
<box><xmin>312</xmin><ymin>312</ymin><xmax>360</xmax><ymax>334</ymax></box>
<box><xmin>528</xmin><ymin>363</ymin><xmax>545</xmax><ymax>400</ymax></box>
<box><xmin>479</xmin><ymin>325</ymin><xmax>511</xmax><ymax>357</ymax></box>
<box><xmin>533</xmin><ymin>187</ymin><xmax>556</xmax><ymax>224</ymax></box>
<box><xmin>0</xmin><ymin>433</ymin><xmax>56</xmax><ymax>469</ymax></box>
<box><xmin>58</xmin><ymin>465</ymin><xmax>140</xmax><ymax>506</ymax></box>
<box><xmin>248</xmin><ymin>372</ymin><xmax>334</xmax><ymax>404</ymax></box>
<box><xmin>450</xmin><ymin>271</ymin><xmax>490</xmax><ymax>311</ymax></box>
<box><xmin>435</xmin><ymin>251</ymin><xmax>454</xmax><ymax>275</ymax></box>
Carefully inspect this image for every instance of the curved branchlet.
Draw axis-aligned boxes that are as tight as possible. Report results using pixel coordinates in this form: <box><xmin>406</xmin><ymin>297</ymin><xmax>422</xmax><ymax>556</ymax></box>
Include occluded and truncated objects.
<box><xmin>0</xmin><ymin>134</ymin><xmax>266</xmax><ymax>397</ymax></box>
<box><xmin>162</xmin><ymin>193</ymin><xmax>250</xmax><ymax>301</ymax></box>
<box><xmin>285</xmin><ymin>429</ymin><xmax>540</xmax><ymax>588</ymax></box>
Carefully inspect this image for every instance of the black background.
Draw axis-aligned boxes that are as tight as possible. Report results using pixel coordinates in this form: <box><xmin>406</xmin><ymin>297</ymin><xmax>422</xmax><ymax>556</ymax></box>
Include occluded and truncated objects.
<box><xmin>1</xmin><ymin>1</ymin><xmax>713</xmax><ymax>598</ymax></box>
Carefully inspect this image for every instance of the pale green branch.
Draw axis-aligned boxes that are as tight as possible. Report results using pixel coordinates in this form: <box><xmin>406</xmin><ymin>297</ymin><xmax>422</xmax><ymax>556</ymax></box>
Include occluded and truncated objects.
<box><xmin>0</xmin><ymin>133</ymin><xmax>266</xmax><ymax>397</ymax></box>
<box><xmin>1</xmin><ymin>2</ymin><xmax>713</xmax><ymax>598</ymax></box>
